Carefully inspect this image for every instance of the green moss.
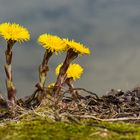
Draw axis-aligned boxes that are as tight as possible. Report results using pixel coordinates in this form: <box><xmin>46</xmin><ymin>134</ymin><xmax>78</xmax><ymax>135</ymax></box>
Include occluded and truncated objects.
<box><xmin>0</xmin><ymin>117</ymin><xmax>140</xmax><ymax>140</ymax></box>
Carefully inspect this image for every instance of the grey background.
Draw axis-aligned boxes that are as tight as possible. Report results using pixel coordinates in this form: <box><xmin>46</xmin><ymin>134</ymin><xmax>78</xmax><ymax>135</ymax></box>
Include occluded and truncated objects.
<box><xmin>0</xmin><ymin>0</ymin><xmax>140</xmax><ymax>98</ymax></box>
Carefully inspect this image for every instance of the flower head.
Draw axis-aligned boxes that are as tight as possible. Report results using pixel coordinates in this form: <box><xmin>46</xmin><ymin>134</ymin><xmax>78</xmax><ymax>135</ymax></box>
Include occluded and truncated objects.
<box><xmin>38</xmin><ymin>34</ymin><xmax>66</xmax><ymax>53</ymax></box>
<box><xmin>0</xmin><ymin>22</ymin><xmax>30</xmax><ymax>42</ymax></box>
<box><xmin>63</xmin><ymin>39</ymin><xmax>90</xmax><ymax>55</ymax></box>
<box><xmin>48</xmin><ymin>83</ymin><xmax>55</xmax><ymax>89</ymax></box>
<box><xmin>56</xmin><ymin>63</ymin><xmax>83</xmax><ymax>80</ymax></box>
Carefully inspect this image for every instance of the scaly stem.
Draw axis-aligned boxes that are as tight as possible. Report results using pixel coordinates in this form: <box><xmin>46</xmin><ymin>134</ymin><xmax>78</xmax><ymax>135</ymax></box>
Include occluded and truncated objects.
<box><xmin>53</xmin><ymin>49</ymin><xmax>78</xmax><ymax>96</ymax></box>
<box><xmin>35</xmin><ymin>50</ymin><xmax>53</xmax><ymax>91</ymax></box>
<box><xmin>4</xmin><ymin>40</ymin><xmax>16</xmax><ymax>109</ymax></box>
<box><xmin>24</xmin><ymin>50</ymin><xmax>53</xmax><ymax>108</ymax></box>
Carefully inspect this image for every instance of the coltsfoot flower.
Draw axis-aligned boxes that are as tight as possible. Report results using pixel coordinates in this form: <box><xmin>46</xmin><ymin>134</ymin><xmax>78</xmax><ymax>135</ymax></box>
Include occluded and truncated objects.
<box><xmin>0</xmin><ymin>22</ymin><xmax>30</xmax><ymax>109</ymax></box>
<box><xmin>48</xmin><ymin>83</ymin><xmax>55</xmax><ymax>89</ymax></box>
<box><xmin>35</xmin><ymin>34</ymin><xmax>66</xmax><ymax>91</ymax></box>
<box><xmin>63</xmin><ymin>39</ymin><xmax>90</xmax><ymax>55</ymax></box>
<box><xmin>38</xmin><ymin>34</ymin><xmax>66</xmax><ymax>53</ymax></box>
<box><xmin>0</xmin><ymin>22</ymin><xmax>30</xmax><ymax>42</ymax></box>
<box><xmin>56</xmin><ymin>63</ymin><xmax>83</xmax><ymax>80</ymax></box>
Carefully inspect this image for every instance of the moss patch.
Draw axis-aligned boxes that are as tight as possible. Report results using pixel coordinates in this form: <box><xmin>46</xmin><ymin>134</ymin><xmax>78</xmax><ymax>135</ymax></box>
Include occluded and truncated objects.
<box><xmin>0</xmin><ymin>116</ymin><xmax>140</xmax><ymax>140</ymax></box>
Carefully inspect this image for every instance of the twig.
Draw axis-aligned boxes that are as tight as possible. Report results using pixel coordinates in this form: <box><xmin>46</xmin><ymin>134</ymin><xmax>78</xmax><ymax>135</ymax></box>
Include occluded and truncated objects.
<box><xmin>72</xmin><ymin>115</ymin><xmax>140</xmax><ymax>122</ymax></box>
<box><xmin>102</xmin><ymin>117</ymin><xmax>140</xmax><ymax>122</ymax></box>
<box><xmin>31</xmin><ymin>107</ymin><xmax>46</xmax><ymax>117</ymax></box>
<box><xmin>63</xmin><ymin>88</ymin><xmax>99</xmax><ymax>99</ymax></box>
<box><xmin>62</xmin><ymin>113</ymin><xmax>81</xmax><ymax>124</ymax></box>
<box><xmin>72</xmin><ymin>115</ymin><xmax>102</xmax><ymax>121</ymax></box>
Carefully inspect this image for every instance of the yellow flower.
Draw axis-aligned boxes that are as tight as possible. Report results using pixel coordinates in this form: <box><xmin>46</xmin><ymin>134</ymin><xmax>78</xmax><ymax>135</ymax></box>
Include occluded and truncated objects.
<box><xmin>0</xmin><ymin>22</ymin><xmax>30</xmax><ymax>42</ymax></box>
<box><xmin>56</xmin><ymin>64</ymin><xmax>62</xmax><ymax>75</ymax></box>
<box><xmin>56</xmin><ymin>63</ymin><xmax>83</xmax><ymax>80</ymax></box>
<box><xmin>38</xmin><ymin>34</ymin><xmax>66</xmax><ymax>53</ymax></box>
<box><xmin>48</xmin><ymin>83</ymin><xmax>55</xmax><ymax>89</ymax></box>
<box><xmin>63</xmin><ymin>39</ymin><xmax>90</xmax><ymax>55</ymax></box>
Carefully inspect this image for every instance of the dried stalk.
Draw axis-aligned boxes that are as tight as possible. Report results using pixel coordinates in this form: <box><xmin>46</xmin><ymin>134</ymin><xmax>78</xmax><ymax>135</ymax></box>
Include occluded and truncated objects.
<box><xmin>72</xmin><ymin>115</ymin><xmax>140</xmax><ymax>122</ymax></box>
<box><xmin>63</xmin><ymin>87</ymin><xmax>99</xmax><ymax>99</ymax></box>
<box><xmin>0</xmin><ymin>94</ymin><xmax>8</xmax><ymax>109</ymax></box>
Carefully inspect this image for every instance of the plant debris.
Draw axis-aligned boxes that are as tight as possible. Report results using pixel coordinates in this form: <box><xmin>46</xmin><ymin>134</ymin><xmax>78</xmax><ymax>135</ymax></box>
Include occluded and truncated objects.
<box><xmin>0</xmin><ymin>86</ymin><xmax>140</xmax><ymax>123</ymax></box>
<box><xmin>50</xmin><ymin>86</ymin><xmax>140</xmax><ymax>122</ymax></box>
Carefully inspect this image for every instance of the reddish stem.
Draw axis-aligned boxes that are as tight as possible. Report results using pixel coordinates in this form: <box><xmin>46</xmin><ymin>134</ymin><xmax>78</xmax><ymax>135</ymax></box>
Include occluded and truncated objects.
<box><xmin>65</xmin><ymin>78</ymin><xmax>79</xmax><ymax>101</ymax></box>
<box><xmin>5</xmin><ymin>40</ymin><xmax>16</xmax><ymax>108</ymax></box>
<box><xmin>35</xmin><ymin>50</ymin><xmax>53</xmax><ymax>90</ymax></box>
<box><xmin>53</xmin><ymin>49</ymin><xmax>78</xmax><ymax>96</ymax></box>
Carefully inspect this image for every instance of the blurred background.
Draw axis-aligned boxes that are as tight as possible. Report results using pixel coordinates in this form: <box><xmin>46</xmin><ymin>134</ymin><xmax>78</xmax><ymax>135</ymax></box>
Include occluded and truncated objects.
<box><xmin>0</xmin><ymin>0</ymin><xmax>140</xmax><ymax>97</ymax></box>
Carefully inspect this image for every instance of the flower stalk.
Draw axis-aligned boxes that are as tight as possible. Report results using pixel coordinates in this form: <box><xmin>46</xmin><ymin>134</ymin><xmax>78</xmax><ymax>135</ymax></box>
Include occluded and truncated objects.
<box><xmin>0</xmin><ymin>22</ymin><xmax>30</xmax><ymax>110</ymax></box>
<box><xmin>53</xmin><ymin>49</ymin><xmax>78</xmax><ymax>96</ymax></box>
<box><xmin>53</xmin><ymin>38</ymin><xmax>90</xmax><ymax>97</ymax></box>
<box><xmin>35</xmin><ymin>33</ymin><xmax>66</xmax><ymax>92</ymax></box>
<box><xmin>35</xmin><ymin>50</ymin><xmax>53</xmax><ymax>91</ymax></box>
<box><xmin>4</xmin><ymin>40</ymin><xmax>16</xmax><ymax>108</ymax></box>
<box><xmin>65</xmin><ymin>78</ymin><xmax>79</xmax><ymax>100</ymax></box>
<box><xmin>55</xmin><ymin>63</ymin><xmax>83</xmax><ymax>100</ymax></box>
<box><xmin>27</xmin><ymin>34</ymin><xmax>66</xmax><ymax>106</ymax></box>
<box><xmin>25</xmin><ymin>50</ymin><xmax>53</xmax><ymax>108</ymax></box>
